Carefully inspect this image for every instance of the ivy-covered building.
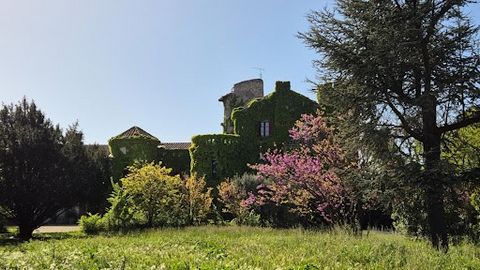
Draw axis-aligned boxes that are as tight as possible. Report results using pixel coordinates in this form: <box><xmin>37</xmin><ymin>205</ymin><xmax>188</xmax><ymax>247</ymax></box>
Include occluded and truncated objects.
<box><xmin>108</xmin><ymin>126</ymin><xmax>191</xmax><ymax>180</ymax></box>
<box><xmin>190</xmin><ymin>80</ymin><xmax>317</xmax><ymax>187</ymax></box>
<box><xmin>108</xmin><ymin>79</ymin><xmax>317</xmax><ymax>186</ymax></box>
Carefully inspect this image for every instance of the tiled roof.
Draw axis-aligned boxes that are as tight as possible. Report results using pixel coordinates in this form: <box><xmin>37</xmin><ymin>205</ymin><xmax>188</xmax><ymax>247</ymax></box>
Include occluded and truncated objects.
<box><xmin>159</xmin><ymin>142</ymin><xmax>191</xmax><ymax>150</ymax></box>
<box><xmin>112</xmin><ymin>126</ymin><xmax>159</xmax><ymax>141</ymax></box>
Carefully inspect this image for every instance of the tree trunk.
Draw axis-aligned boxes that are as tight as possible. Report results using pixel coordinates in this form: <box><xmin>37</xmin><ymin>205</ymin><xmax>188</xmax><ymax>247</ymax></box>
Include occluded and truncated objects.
<box><xmin>18</xmin><ymin>223</ymin><xmax>35</xmax><ymax>241</ymax></box>
<box><xmin>421</xmin><ymin>90</ymin><xmax>448</xmax><ymax>251</ymax></box>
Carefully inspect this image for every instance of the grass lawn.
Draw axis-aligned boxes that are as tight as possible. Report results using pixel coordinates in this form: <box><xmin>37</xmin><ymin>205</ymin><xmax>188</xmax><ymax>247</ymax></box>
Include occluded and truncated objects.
<box><xmin>0</xmin><ymin>226</ymin><xmax>479</xmax><ymax>269</ymax></box>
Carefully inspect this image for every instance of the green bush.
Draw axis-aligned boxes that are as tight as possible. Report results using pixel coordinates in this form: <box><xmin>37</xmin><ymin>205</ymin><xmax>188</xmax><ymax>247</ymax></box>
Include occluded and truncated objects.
<box><xmin>182</xmin><ymin>174</ymin><xmax>213</xmax><ymax>225</ymax></box>
<box><xmin>122</xmin><ymin>162</ymin><xmax>185</xmax><ymax>227</ymax></box>
<box><xmin>102</xmin><ymin>181</ymin><xmax>139</xmax><ymax>231</ymax></box>
<box><xmin>79</xmin><ymin>213</ymin><xmax>105</xmax><ymax>234</ymax></box>
<box><xmin>232</xmin><ymin>210</ymin><xmax>262</xmax><ymax>227</ymax></box>
<box><xmin>84</xmin><ymin>163</ymin><xmax>215</xmax><ymax>232</ymax></box>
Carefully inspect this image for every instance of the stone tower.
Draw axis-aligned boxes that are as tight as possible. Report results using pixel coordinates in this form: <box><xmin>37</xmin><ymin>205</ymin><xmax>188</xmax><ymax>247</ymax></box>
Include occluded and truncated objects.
<box><xmin>219</xmin><ymin>79</ymin><xmax>264</xmax><ymax>133</ymax></box>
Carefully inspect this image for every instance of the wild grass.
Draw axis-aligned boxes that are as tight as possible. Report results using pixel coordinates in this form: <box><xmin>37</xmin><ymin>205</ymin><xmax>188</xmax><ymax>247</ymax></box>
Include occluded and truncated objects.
<box><xmin>0</xmin><ymin>226</ymin><xmax>479</xmax><ymax>269</ymax></box>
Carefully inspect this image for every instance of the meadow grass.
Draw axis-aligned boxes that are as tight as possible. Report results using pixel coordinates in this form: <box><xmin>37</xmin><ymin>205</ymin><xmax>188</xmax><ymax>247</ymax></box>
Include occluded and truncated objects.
<box><xmin>0</xmin><ymin>226</ymin><xmax>479</xmax><ymax>269</ymax></box>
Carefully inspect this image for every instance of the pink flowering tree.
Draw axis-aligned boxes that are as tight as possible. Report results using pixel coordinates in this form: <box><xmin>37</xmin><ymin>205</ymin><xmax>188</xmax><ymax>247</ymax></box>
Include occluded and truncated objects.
<box><xmin>248</xmin><ymin>112</ymin><xmax>353</xmax><ymax>226</ymax></box>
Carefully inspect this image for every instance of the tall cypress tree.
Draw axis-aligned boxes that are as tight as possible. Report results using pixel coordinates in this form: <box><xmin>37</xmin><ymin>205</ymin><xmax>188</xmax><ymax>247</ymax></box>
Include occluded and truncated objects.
<box><xmin>300</xmin><ymin>0</ymin><xmax>479</xmax><ymax>250</ymax></box>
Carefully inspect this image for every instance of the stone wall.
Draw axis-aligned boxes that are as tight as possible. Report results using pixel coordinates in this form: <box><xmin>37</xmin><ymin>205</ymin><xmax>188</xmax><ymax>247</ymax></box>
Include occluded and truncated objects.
<box><xmin>219</xmin><ymin>79</ymin><xmax>264</xmax><ymax>133</ymax></box>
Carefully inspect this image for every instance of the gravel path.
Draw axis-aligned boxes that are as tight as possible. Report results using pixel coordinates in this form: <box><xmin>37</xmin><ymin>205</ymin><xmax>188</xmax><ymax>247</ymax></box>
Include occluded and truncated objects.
<box><xmin>33</xmin><ymin>226</ymin><xmax>80</xmax><ymax>233</ymax></box>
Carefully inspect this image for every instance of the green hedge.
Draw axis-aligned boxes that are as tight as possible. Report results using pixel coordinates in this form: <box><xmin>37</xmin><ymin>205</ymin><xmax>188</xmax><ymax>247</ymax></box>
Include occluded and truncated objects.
<box><xmin>190</xmin><ymin>134</ymin><xmax>251</xmax><ymax>187</ymax></box>
<box><xmin>109</xmin><ymin>137</ymin><xmax>160</xmax><ymax>181</ymax></box>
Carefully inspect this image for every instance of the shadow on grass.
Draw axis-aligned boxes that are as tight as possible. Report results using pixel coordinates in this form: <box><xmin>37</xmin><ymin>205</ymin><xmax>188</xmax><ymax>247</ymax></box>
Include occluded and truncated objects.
<box><xmin>0</xmin><ymin>231</ymin><xmax>85</xmax><ymax>246</ymax></box>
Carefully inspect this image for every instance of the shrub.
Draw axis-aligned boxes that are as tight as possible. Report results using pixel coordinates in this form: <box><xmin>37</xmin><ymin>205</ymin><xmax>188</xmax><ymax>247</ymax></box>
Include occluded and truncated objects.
<box><xmin>121</xmin><ymin>162</ymin><xmax>184</xmax><ymax>227</ymax></box>
<box><xmin>81</xmin><ymin>164</ymin><xmax>216</xmax><ymax>232</ymax></box>
<box><xmin>471</xmin><ymin>188</ymin><xmax>480</xmax><ymax>213</ymax></box>
<box><xmin>218</xmin><ymin>173</ymin><xmax>263</xmax><ymax>220</ymax></box>
<box><xmin>102</xmin><ymin>182</ymin><xmax>138</xmax><ymax>231</ymax></box>
<box><xmin>79</xmin><ymin>213</ymin><xmax>104</xmax><ymax>234</ymax></box>
<box><xmin>232</xmin><ymin>210</ymin><xmax>262</xmax><ymax>227</ymax></box>
<box><xmin>182</xmin><ymin>174</ymin><xmax>213</xmax><ymax>225</ymax></box>
<box><xmin>249</xmin><ymin>113</ymin><xmax>353</xmax><ymax>227</ymax></box>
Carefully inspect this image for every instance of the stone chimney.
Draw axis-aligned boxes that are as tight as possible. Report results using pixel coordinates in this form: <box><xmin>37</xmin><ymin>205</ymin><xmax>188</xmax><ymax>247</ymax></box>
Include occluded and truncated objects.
<box><xmin>275</xmin><ymin>81</ymin><xmax>291</xmax><ymax>92</ymax></box>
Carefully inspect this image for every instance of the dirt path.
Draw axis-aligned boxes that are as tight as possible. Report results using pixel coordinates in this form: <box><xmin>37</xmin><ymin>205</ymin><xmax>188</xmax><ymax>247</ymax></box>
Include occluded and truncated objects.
<box><xmin>34</xmin><ymin>226</ymin><xmax>80</xmax><ymax>233</ymax></box>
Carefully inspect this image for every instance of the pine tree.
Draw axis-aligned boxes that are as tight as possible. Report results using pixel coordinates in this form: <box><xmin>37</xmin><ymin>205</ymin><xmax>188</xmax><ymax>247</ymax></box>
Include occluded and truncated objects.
<box><xmin>300</xmin><ymin>0</ymin><xmax>480</xmax><ymax>250</ymax></box>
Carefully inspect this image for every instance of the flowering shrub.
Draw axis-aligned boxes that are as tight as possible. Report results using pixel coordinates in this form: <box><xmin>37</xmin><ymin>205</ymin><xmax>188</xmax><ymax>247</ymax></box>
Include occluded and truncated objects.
<box><xmin>218</xmin><ymin>173</ymin><xmax>264</xmax><ymax>225</ymax></box>
<box><xmin>248</xmin><ymin>112</ymin><xmax>352</xmax><ymax>226</ymax></box>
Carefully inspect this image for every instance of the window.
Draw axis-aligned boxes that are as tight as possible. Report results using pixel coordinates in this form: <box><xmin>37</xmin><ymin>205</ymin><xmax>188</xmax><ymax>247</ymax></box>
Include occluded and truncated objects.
<box><xmin>260</xmin><ymin>120</ymin><xmax>270</xmax><ymax>137</ymax></box>
<box><xmin>211</xmin><ymin>159</ymin><xmax>218</xmax><ymax>178</ymax></box>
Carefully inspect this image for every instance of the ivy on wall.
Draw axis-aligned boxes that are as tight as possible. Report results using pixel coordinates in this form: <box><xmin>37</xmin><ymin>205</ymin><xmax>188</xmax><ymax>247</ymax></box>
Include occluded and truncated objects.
<box><xmin>109</xmin><ymin>137</ymin><xmax>160</xmax><ymax>181</ymax></box>
<box><xmin>189</xmin><ymin>134</ymin><xmax>251</xmax><ymax>188</ymax></box>
<box><xmin>158</xmin><ymin>149</ymin><xmax>191</xmax><ymax>175</ymax></box>
<box><xmin>190</xmin><ymin>81</ymin><xmax>318</xmax><ymax>186</ymax></box>
<box><xmin>232</xmin><ymin>81</ymin><xmax>317</xmax><ymax>151</ymax></box>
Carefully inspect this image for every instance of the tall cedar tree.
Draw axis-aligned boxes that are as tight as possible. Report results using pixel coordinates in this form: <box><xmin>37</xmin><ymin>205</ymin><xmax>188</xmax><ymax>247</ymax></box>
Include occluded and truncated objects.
<box><xmin>300</xmin><ymin>0</ymin><xmax>479</xmax><ymax>250</ymax></box>
<box><xmin>0</xmin><ymin>98</ymin><xmax>95</xmax><ymax>240</ymax></box>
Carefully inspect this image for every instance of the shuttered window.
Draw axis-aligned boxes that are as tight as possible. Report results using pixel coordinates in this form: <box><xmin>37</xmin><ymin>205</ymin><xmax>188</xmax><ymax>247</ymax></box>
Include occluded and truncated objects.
<box><xmin>260</xmin><ymin>121</ymin><xmax>270</xmax><ymax>137</ymax></box>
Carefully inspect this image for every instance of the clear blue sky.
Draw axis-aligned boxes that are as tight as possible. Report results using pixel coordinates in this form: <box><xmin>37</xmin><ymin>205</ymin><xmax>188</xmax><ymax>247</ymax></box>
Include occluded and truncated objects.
<box><xmin>1</xmin><ymin>1</ymin><xmax>478</xmax><ymax>144</ymax></box>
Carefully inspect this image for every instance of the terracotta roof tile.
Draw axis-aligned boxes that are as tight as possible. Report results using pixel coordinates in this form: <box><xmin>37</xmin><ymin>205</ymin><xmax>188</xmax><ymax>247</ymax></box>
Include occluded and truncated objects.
<box><xmin>159</xmin><ymin>142</ymin><xmax>191</xmax><ymax>150</ymax></box>
<box><xmin>112</xmin><ymin>126</ymin><xmax>159</xmax><ymax>141</ymax></box>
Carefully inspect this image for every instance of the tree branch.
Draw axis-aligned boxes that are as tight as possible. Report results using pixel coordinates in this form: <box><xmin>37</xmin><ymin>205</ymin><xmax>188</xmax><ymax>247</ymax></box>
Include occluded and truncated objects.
<box><xmin>384</xmin><ymin>94</ymin><xmax>424</xmax><ymax>141</ymax></box>
<box><xmin>438</xmin><ymin>112</ymin><xmax>480</xmax><ymax>133</ymax></box>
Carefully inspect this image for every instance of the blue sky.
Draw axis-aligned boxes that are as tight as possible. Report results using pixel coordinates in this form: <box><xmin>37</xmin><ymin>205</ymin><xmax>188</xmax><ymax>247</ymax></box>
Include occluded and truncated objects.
<box><xmin>1</xmin><ymin>1</ymin><xmax>478</xmax><ymax>144</ymax></box>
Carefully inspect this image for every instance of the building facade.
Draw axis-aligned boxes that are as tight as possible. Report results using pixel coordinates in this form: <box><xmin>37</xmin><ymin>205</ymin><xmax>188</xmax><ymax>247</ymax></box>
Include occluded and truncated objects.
<box><xmin>190</xmin><ymin>80</ymin><xmax>317</xmax><ymax>187</ymax></box>
<box><xmin>108</xmin><ymin>79</ymin><xmax>317</xmax><ymax>187</ymax></box>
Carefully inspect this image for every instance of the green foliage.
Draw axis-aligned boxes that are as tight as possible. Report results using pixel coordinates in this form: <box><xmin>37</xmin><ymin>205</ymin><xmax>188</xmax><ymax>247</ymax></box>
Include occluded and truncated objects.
<box><xmin>190</xmin><ymin>134</ymin><xmax>248</xmax><ymax>187</ymax></box>
<box><xmin>190</xmin><ymin>83</ymin><xmax>317</xmax><ymax>186</ymax></box>
<box><xmin>85</xmin><ymin>164</ymin><xmax>213</xmax><ymax>232</ymax></box>
<box><xmin>158</xmin><ymin>148</ymin><xmax>191</xmax><ymax>175</ymax></box>
<box><xmin>109</xmin><ymin>137</ymin><xmax>160</xmax><ymax>181</ymax></box>
<box><xmin>83</xmin><ymin>144</ymin><xmax>112</xmax><ymax>214</ymax></box>
<box><xmin>2</xmin><ymin>227</ymin><xmax>480</xmax><ymax>269</ymax></box>
<box><xmin>183</xmin><ymin>174</ymin><xmax>213</xmax><ymax>225</ymax></box>
<box><xmin>102</xmin><ymin>181</ymin><xmax>137</xmax><ymax>231</ymax></box>
<box><xmin>0</xmin><ymin>98</ymin><xmax>97</xmax><ymax>240</ymax></box>
<box><xmin>472</xmin><ymin>190</ymin><xmax>480</xmax><ymax>214</ymax></box>
<box><xmin>232</xmin><ymin>81</ymin><xmax>317</xmax><ymax>151</ymax></box>
<box><xmin>443</xmin><ymin>108</ymin><xmax>480</xmax><ymax>170</ymax></box>
<box><xmin>121</xmin><ymin>162</ymin><xmax>184</xmax><ymax>227</ymax></box>
<box><xmin>232</xmin><ymin>210</ymin><xmax>262</xmax><ymax>227</ymax></box>
<box><xmin>218</xmin><ymin>173</ymin><xmax>264</xmax><ymax>221</ymax></box>
<box><xmin>79</xmin><ymin>213</ymin><xmax>105</xmax><ymax>235</ymax></box>
<box><xmin>301</xmin><ymin>0</ymin><xmax>480</xmax><ymax>249</ymax></box>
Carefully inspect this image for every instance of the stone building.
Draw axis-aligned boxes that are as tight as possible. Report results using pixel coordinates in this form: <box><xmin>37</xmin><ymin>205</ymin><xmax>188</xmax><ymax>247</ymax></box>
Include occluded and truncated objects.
<box><xmin>107</xmin><ymin>79</ymin><xmax>317</xmax><ymax>187</ymax></box>
<box><xmin>108</xmin><ymin>126</ymin><xmax>191</xmax><ymax>180</ymax></box>
<box><xmin>190</xmin><ymin>80</ymin><xmax>317</xmax><ymax>186</ymax></box>
<box><xmin>219</xmin><ymin>79</ymin><xmax>264</xmax><ymax>133</ymax></box>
